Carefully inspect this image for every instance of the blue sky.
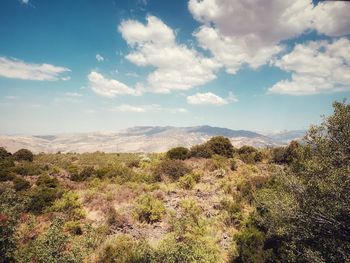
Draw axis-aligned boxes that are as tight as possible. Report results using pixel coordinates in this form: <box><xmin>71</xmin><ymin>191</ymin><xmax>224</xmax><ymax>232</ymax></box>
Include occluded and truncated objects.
<box><xmin>0</xmin><ymin>0</ymin><xmax>349</xmax><ymax>135</ymax></box>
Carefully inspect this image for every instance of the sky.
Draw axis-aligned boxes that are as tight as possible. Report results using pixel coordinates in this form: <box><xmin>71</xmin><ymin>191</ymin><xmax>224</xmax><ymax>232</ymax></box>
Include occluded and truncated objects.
<box><xmin>0</xmin><ymin>0</ymin><xmax>349</xmax><ymax>135</ymax></box>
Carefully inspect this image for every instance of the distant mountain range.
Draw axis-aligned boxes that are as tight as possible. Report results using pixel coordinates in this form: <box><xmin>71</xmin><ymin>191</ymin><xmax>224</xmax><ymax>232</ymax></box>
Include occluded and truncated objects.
<box><xmin>0</xmin><ymin>126</ymin><xmax>306</xmax><ymax>153</ymax></box>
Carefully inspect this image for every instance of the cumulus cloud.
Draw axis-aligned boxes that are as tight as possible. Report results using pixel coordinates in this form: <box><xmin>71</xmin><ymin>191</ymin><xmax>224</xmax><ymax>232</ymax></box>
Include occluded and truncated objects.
<box><xmin>118</xmin><ymin>15</ymin><xmax>221</xmax><ymax>93</ymax></box>
<box><xmin>187</xmin><ymin>92</ymin><xmax>237</xmax><ymax>106</ymax></box>
<box><xmin>269</xmin><ymin>38</ymin><xmax>350</xmax><ymax>95</ymax></box>
<box><xmin>111</xmin><ymin>103</ymin><xmax>188</xmax><ymax>113</ymax></box>
<box><xmin>88</xmin><ymin>71</ymin><xmax>142</xmax><ymax>98</ymax></box>
<box><xmin>189</xmin><ymin>0</ymin><xmax>350</xmax><ymax>74</ymax></box>
<box><xmin>0</xmin><ymin>56</ymin><xmax>70</xmax><ymax>81</ymax></box>
<box><xmin>96</xmin><ymin>54</ymin><xmax>104</xmax><ymax>62</ymax></box>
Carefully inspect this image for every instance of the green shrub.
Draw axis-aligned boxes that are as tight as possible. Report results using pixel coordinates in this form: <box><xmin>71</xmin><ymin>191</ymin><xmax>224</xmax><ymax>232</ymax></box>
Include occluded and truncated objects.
<box><xmin>233</xmin><ymin>226</ymin><xmax>270</xmax><ymax>263</ymax></box>
<box><xmin>220</xmin><ymin>198</ymin><xmax>243</xmax><ymax>226</ymax></box>
<box><xmin>126</xmin><ymin>158</ymin><xmax>140</xmax><ymax>168</ymax></box>
<box><xmin>166</xmin><ymin>147</ymin><xmax>189</xmax><ymax>160</ymax></box>
<box><xmin>28</xmin><ymin>176</ymin><xmax>60</xmax><ymax>214</ymax></box>
<box><xmin>67</xmin><ymin>164</ymin><xmax>79</xmax><ymax>179</ymax></box>
<box><xmin>155</xmin><ymin>199</ymin><xmax>222</xmax><ymax>263</ymax></box>
<box><xmin>13</xmin><ymin>149</ymin><xmax>34</xmax><ymax>162</ymax></box>
<box><xmin>36</xmin><ymin>174</ymin><xmax>59</xmax><ymax>188</ymax></box>
<box><xmin>189</xmin><ymin>143</ymin><xmax>213</xmax><ymax>158</ymax></box>
<box><xmin>0</xmin><ymin>188</ymin><xmax>28</xmax><ymax>262</ymax></box>
<box><xmin>206</xmin><ymin>136</ymin><xmax>235</xmax><ymax>158</ymax></box>
<box><xmin>50</xmin><ymin>192</ymin><xmax>85</xmax><ymax>219</ymax></box>
<box><xmin>154</xmin><ymin>159</ymin><xmax>191</xmax><ymax>181</ymax></box>
<box><xmin>13</xmin><ymin>177</ymin><xmax>31</xmax><ymax>191</ymax></box>
<box><xmin>97</xmin><ymin>234</ymin><xmax>152</xmax><ymax>263</ymax></box>
<box><xmin>271</xmin><ymin>140</ymin><xmax>301</xmax><ymax>164</ymax></box>
<box><xmin>71</xmin><ymin>166</ymin><xmax>95</xmax><ymax>181</ymax></box>
<box><xmin>238</xmin><ymin>146</ymin><xmax>263</xmax><ymax>164</ymax></box>
<box><xmin>14</xmin><ymin>217</ymin><xmax>86</xmax><ymax>263</ymax></box>
<box><xmin>230</xmin><ymin>158</ymin><xmax>238</xmax><ymax>171</ymax></box>
<box><xmin>178</xmin><ymin>174</ymin><xmax>196</xmax><ymax>190</ymax></box>
<box><xmin>0</xmin><ymin>147</ymin><xmax>11</xmax><ymax>159</ymax></box>
<box><xmin>134</xmin><ymin>194</ymin><xmax>165</xmax><ymax>223</ymax></box>
<box><xmin>64</xmin><ymin>221</ymin><xmax>83</xmax><ymax>235</ymax></box>
<box><xmin>13</xmin><ymin>162</ymin><xmax>43</xmax><ymax>176</ymax></box>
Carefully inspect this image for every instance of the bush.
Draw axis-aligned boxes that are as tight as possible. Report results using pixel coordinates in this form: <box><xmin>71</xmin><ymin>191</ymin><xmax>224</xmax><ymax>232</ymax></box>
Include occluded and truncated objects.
<box><xmin>14</xmin><ymin>217</ymin><xmax>87</xmax><ymax>263</ymax></box>
<box><xmin>106</xmin><ymin>207</ymin><xmax>130</xmax><ymax>229</ymax></box>
<box><xmin>50</xmin><ymin>192</ymin><xmax>85</xmax><ymax>219</ymax></box>
<box><xmin>13</xmin><ymin>177</ymin><xmax>31</xmax><ymax>191</ymax></box>
<box><xmin>220</xmin><ymin>198</ymin><xmax>243</xmax><ymax>226</ymax></box>
<box><xmin>230</xmin><ymin>158</ymin><xmax>238</xmax><ymax>171</ymax></box>
<box><xmin>0</xmin><ymin>147</ymin><xmax>11</xmax><ymax>159</ymax></box>
<box><xmin>13</xmin><ymin>149</ymin><xmax>34</xmax><ymax>162</ymax></box>
<box><xmin>36</xmin><ymin>174</ymin><xmax>59</xmax><ymax>188</ymax></box>
<box><xmin>166</xmin><ymin>147</ymin><xmax>189</xmax><ymax>160</ymax></box>
<box><xmin>0</xmin><ymin>158</ymin><xmax>15</xmax><ymax>181</ymax></box>
<box><xmin>97</xmin><ymin>234</ymin><xmax>152</xmax><ymax>263</ymax></box>
<box><xmin>178</xmin><ymin>174</ymin><xmax>196</xmax><ymax>190</ymax></box>
<box><xmin>0</xmin><ymin>188</ymin><xmax>28</xmax><ymax>262</ymax></box>
<box><xmin>271</xmin><ymin>140</ymin><xmax>301</xmax><ymax>164</ymax></box>
<box><xmin>233</xmin><ymin>226</ymin><xmax>270</xmax><ymax>263</ymax></box>
<box><xmin>64</xmin><ymin>221</ymin><xmax>83</xmax><ymax>235</ymax></box>
<box><xmin>134</xmin><ymin>194</ymin><xmax>165</xmax><ymax>223</ymax></box>
<box><xmin>238</xmin><ymin>145</ymin><xmax>263</xmax><ymax>164</ymax></box>
<box><xmin>189</xmin><ymin>143</ymin><xmax>213</xmax><ymax>158</ymax></box>
<box><xmin>71</xmin><ymin>166</ymin><xmax>95</xmax><ymax>181</ymax></box>
<box><xmin>154</xmin><ymin>159</ymin><xmax>191</xmax><ymax>181</ymax></box>
<box><xmin>206</xmin><ymin>136</ymin><xmax>235</xmax><ymax>158</ymax></box>
<box><xmin>155</xmin><ymin>199</ymin><xmax>222</xmax><ymax>263</ymax></box>
<box><xmin>13</xmin><ymin>162</ymin><xmax>43</xmax><ymax>176</ymax></box>
<box><xmin>28</xmin><ymin>187</ymin><xmax>60</xmax><ymax>214</ymax></box>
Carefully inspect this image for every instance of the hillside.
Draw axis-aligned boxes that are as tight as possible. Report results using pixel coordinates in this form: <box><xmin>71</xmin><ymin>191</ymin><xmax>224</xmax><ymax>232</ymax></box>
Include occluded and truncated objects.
<box><xmin>0</xmin><ymin>125</ymin><xmax>304</xmax><ymax>153</ymax></box>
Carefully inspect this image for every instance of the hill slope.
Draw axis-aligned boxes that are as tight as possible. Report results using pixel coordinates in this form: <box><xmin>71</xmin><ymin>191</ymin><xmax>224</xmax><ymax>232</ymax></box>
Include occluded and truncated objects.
<box><xmin>0</xmin><ymin>126</ymin><xmax>304</xmax><ymax>153</ymax></box>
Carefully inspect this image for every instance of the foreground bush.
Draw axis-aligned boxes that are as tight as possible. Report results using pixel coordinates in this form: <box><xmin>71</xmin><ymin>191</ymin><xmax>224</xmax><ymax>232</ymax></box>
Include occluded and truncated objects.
<box><xmin>237</xmin><ymin>101</ymin><xmax>350</xmax><ymax>262</ymax></box>
<box><xmin>97</xmin><ymin>234</ymin><xmax>152</xmax><ymax>263</ymax></box>
<box><xmin>166</xmin><ymin>147</ymin><xmax>189</xmax><ymax>160</ymax></box>
<box><xmin>155</xmin><ymin>199</ymin><xmax>222</xmax><ymax>263</ymax></box>
<box><xmin>134</xmin><ymin>194</ymin><xmax>165</xmax><ymax>223</ymax></box>
<box><xmin>13</xmin><ymin>149</ymin><xmax>34</xmax><ymax>162</ymax></box>
<box><xmin>14</xmin><ymin>217</ymin><xmax>92</xmax><ymax>263</ymax></box>
<box><xmin>154</xmin><ymin>159</ymin><xmax>191</xmax><ymax>181</ymax></box>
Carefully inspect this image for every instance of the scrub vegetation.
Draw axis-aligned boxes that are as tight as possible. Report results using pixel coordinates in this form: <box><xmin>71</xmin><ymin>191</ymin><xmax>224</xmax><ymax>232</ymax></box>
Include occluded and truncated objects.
<box><xmin>0</xmin><ymin>101</ymin><xmax>349</xmax><ymax>262</ymax></box>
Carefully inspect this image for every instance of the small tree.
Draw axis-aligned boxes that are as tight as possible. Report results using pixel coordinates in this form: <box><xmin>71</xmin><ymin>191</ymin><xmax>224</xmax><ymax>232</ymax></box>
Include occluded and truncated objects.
<box><xmin>206</xmin><ymin>136</ymin><xmax>235</xmax><ymax>158</ymax></box>
<box><xmin>13</xmin><ymin>149</ymin><xmax>34</xmax><ymax>162</ymax></box>
<box><xmin>166</xmin><ymin>147</ymin><xmax>189</xmax><ymax>160</ymax></box>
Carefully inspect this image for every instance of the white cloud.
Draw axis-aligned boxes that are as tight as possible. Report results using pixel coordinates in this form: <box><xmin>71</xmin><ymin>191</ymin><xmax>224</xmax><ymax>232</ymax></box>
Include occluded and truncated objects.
<box><xmin>111</xmin><ymin>103</ymin><xmax>188</xmax><ymax>113</ymax></box>
<box><xmin>187</xmin><ymin>92</ymin><xmax>237</xmax><ymax>106</ymax></box>
<box><xmin>189</xmin><ymin>0</ymin><xmax>350</xmax><ymax>74</ymax></box>
<box><xmin>20</xmin><ymin>0</ymin><xmax>29</xmax><ymax>4</ymax></box>
<box><xmin>118</xmin><ymin>15</ymin><xmax>221</xmax><ymax>93</ymax></box>
<box><xmin>65</xmin><ymin>92</ymin><xmax>82</xmax><ymax>97</ymax></box>
<box><xmin>5</xmin><ymin>96</ymin><xmax>17</xmax><ymax>100</ymax></box>
<box><xmin>88</xmin><ymin>71</ymin><xmax>142</xmax><ymax>98</ymax></box>
<box><xmin>269</xmin><ymin>38</ymin><xmax>350</xmax><ymax>95</ymax></box>
<box><xmin>0</xmin><ymin>57</ymin><xmax>70</xmax><ymax>81</ymax></box>
<box><xmin>96</xmin><ymin>54</ymin><xmax>104</xmax><ymax>62</ymax></box>
<box><xmin>113</xmin><ymin>104</ymin><xmax>147</xmax><ymax>113</ymax></box>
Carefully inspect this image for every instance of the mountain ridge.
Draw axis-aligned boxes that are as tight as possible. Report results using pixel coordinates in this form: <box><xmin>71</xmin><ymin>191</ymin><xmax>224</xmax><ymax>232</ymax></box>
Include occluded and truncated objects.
<box><xmin>0</xmin><ymin>125</ymin><xmax>305</xmax><ymax>153</ymax></box>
